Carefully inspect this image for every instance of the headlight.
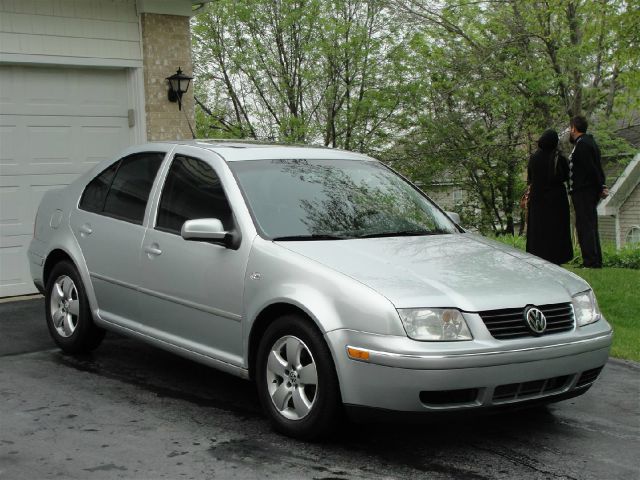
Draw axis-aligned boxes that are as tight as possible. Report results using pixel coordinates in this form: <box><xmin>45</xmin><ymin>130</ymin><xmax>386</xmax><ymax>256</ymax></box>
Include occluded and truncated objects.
<box><xmin>572</xmin><ymin>290</ymin><xmax>601</xmax><ymax>326</ymax></box>
<box><xmin>397</xmin><ymin>308</ymin><xmax>472</xmax><ymax>341</ymax></box>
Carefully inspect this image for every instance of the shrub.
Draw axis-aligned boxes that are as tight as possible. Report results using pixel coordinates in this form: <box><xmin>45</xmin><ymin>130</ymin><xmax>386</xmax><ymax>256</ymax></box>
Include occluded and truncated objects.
<box><xmin>568</xmin><ymin>243</ymin><xmax>640</xmax><ymax>269</ymax></box>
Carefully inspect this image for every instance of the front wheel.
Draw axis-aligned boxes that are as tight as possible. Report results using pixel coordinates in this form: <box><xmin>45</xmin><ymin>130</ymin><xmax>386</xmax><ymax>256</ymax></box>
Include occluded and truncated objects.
<box><xmin>256</xmin><ymin>314</ymin><xmax>342</xmax><ymax>440</ymax></box>
<box><xmin>45</xmin><ymin>260</ymin><xmax>105</xmax><ymax>353</ymax></box>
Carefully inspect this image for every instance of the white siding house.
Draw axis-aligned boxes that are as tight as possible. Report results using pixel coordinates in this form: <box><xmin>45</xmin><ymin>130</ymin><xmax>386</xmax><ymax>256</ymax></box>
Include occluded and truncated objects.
<box><xmin>598</xmin><ymin>153</ymin><xmax>640</xmax><ymax>249</ymax></box>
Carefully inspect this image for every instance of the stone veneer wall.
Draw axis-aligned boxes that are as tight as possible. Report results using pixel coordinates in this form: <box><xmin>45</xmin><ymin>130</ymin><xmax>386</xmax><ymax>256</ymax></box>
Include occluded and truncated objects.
<box><xmin>141</xmin><ymin>13</ymin><xmax>194</xmax><ymax>141</ymax></box>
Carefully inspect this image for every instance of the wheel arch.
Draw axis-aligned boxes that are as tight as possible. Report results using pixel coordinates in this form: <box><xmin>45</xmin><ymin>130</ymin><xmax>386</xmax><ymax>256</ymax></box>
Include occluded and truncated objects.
<box><xmin>42</xmin><ymin>243</ymin><xmax>99</xmax><ymax>317</ymax></box>
<box><xmin>43</xmin><ymin>249</ymin><xmax>75</xmax><ymax>286</ymax></box>
<box><xmin>247</xmin><ymin>302</ymin><xmax>321</xmax><ymax>381</ymax></box>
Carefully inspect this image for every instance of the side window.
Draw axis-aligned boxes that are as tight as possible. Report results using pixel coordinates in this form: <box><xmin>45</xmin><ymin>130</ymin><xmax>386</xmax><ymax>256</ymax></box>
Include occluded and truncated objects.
<box><xmin>157</xmin><ymin>155</ymin><xmax>233</xmax><ymax>234</ymax></box>
<box><xmin>102</xmin><ymin>152</ymin><xmax>165</xmax><ymax>224</ymax></box>
<box><xmin>79</xmin><ymin>161</ymin><xmax>119</xmax><ymax>213</ymax></box>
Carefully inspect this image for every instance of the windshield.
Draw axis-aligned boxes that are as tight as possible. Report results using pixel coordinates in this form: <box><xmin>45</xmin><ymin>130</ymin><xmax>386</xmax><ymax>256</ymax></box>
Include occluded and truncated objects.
<box><xmin>229</xmin><ymin>158</ymin><xmax>459</xmax><ymax>240</ymax></box>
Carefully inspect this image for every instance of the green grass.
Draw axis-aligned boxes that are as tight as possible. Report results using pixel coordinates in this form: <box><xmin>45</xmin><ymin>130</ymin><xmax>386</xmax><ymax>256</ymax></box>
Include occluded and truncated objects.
<box><xmin>564</xmin><ymin>266</ymin><xmax>640</xmax><ymax>362</ymax></box>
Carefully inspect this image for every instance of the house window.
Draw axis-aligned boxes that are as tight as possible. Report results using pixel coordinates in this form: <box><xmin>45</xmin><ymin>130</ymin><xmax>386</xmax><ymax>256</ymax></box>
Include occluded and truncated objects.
<box><xmin>453</xmin><ymin>188</ymin><xmax>464</xmax><ymax>205</ymax></box>
<box><xmin>627</xmin><ymin>226</ymin><xmax>640</xmax><ymax>245</ymax></box>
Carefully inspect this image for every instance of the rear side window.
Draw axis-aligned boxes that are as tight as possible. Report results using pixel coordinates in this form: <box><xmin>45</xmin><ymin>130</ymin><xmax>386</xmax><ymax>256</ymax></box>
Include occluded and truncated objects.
<box><xmin>79</xmin><ymin>152</ymin><xmax>165</xmax><ymax>224</ymax></box>
<box><xmin>156</xmin><ymin>155</ymin><xmax>233</xmax><ymax>234</ymax></box>
<box><xmin>79</xmin><ymin>162</ymin><xmax>119</xmax><ymax>213</ymax></box>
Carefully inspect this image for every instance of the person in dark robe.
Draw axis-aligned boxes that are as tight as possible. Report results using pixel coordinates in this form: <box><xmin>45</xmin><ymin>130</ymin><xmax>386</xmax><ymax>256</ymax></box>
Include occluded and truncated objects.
<box><xmin>526</xmin><ymin>129</ymin><xmax>573</xmax><ymax>264</ymax></box>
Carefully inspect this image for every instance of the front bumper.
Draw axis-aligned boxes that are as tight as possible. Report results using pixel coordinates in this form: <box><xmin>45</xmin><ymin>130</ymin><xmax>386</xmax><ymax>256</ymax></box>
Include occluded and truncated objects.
<box><xmin>326</xmin><ymin>325</ymin><xmax>612</xmax><ymax>412</ymax></box>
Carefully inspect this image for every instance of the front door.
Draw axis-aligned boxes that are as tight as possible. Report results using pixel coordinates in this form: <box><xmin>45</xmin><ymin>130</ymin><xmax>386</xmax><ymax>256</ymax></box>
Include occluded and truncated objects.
<box><xmin>137</xmin><ymin>153</ymin><xmax>249</xmax><ymax>367</ymax></box>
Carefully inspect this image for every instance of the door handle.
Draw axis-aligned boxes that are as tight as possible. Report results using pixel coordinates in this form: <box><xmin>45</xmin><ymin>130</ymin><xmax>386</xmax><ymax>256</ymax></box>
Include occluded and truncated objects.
<box><xmin>79</xmin><ymin>223</ymin><xmax>93</xmax><ymax>236</ymax></box>
<box><xmin>144</xmin><ymin>244</ymin><xmax>162</xmax><ymax>257</ymax></box>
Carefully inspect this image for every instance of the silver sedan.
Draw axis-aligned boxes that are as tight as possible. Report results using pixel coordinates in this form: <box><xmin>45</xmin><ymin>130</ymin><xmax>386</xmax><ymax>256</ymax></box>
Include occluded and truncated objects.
<box><xmin>28</xmin><ymin>141</ymin><xmax>612</xmax><ymax>439</ymax></box>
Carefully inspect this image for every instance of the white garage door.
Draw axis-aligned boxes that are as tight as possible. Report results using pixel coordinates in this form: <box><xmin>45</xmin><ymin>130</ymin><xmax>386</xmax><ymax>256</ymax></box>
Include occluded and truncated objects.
<box><xmin>0</xmin><ymin>65</ymin><xmax>133</xmax><ymax>297</ymax></box>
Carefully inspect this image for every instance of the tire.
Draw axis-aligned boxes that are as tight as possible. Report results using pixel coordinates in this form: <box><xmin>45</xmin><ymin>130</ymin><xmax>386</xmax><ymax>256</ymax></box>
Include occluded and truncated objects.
<box><xmin>45</xmin><ymin>260</ymin><xmax>105</xmax><ymax>354</ymax></box>
<box><xmin>256</xmin><ymin>314</ymin><xmax>342</xmax><ymax>440</ymax></box>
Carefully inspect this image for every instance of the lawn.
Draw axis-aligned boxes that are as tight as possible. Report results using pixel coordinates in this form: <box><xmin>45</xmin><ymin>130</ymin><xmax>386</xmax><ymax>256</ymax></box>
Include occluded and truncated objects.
<box><xmin>564</xmin><ymin>266</ymin><xmax>640</xmax><ymax>362</ymax></box>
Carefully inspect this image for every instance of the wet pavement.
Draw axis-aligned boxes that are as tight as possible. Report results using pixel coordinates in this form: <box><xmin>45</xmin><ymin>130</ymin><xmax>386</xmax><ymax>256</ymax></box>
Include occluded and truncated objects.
<box><xmin>1</xmin><ymin>298</ymin><xmax>639</xmax><ymax>479</ymax></box>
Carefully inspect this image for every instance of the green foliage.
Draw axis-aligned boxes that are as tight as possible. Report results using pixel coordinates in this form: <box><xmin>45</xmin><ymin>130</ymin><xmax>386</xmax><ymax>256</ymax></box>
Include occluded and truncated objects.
<box><xmin>191</xmin><ymin>1</ymin><xmax>639</xmax><ymax>233</ymax></box>
<box><xmin>568</xmin><ymin>242</ymin><xmax>640</xmax><ymax>269</ymax></box>
<box><xmin>389</xmin><ymin>0</ymin><xmax>639</xmax><ymax>234</ymax></box>
<box><xmin>192</xmin><ymin>0</ymin><xmax>408</xmax><ymax>152</ymax></box>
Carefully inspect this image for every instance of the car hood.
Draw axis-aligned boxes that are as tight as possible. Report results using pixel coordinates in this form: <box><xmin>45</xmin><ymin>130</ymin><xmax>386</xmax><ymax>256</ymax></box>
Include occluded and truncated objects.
<box><xmin>276</xmin><ymin>233</ymin><xmax>589</xmax><ymax>311</ymax></box>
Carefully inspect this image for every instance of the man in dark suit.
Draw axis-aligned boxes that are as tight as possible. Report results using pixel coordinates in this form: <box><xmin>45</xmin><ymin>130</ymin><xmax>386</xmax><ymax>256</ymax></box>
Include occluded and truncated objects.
<box><xmin>568</xmin><ymin>115</ymin><xmax>609</xmax><ymax>268</ymax></box>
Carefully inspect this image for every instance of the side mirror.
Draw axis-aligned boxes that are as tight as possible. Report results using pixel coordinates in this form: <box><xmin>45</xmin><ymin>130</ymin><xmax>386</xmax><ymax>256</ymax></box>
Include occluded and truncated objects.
<box><xmin>181</xmin><ymin>218</ymin><xmax>226</xmax><ymax>241</ymax></box>
<box><xmin>446</xmin><ymin>211</ymin><xmax>461</xmax><ymax>225</ymax></box>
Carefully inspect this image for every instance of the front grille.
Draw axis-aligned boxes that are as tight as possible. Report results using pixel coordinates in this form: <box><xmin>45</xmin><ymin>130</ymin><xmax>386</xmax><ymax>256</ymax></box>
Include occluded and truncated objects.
<box><xmin>493</xmin><ymin>375</ymin><xmax>571</xmax><ymax>403</ymax></box>
<box><xmin>576</xmin><ymin>367</ymin><xmax>603</xmax><ymax>388</ymax></box>
<box><xmin>479</xmin><ymin>303</ymin><xmax>574</xmax><ymax>339</ymax></box>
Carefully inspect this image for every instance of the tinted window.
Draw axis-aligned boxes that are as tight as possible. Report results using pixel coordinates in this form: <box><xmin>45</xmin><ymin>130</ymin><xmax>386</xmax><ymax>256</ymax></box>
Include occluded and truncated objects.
<box><xmin>157</xmin><ymin>155</ymin><xmax>233</xmax><ymax>234</ymax></box>
<box><xmin>79</xmin><ymin>161</ymin><xmax>119</xmax><ymax>213</ymax></box>
<box><xmin>102</xmin><ymin>152</ymin><xmax>164</xmax><ymax>224</ymax></box>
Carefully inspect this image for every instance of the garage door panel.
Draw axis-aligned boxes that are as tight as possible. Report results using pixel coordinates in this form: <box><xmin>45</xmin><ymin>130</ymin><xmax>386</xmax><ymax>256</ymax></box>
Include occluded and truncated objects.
<box><xmin>0</xmin><ymin>64</ymin><xmax>133</xmax><ymax>297</ymax></box>
<box><xmin>80</xmin><ymin>124</ymin><xmax>131</xmax><ymax>165</ymax></box>
<box><xmin>76</xmin><ymin>69</ymin><xmax>130</xmax><ymax>110</ymax></box>
<box><xmin>0</xmin><ymin>183</ymin><xmax>21</xmax><ymax>231</ymax></box>
<box><xmin>0</xmin><ymin>234</ymin><xmax>36</xmax><ymax>297</ymax></box>
<box><xmin>0</xmin><ymin>115</ymin><xmax>129</xmax><ymax>176</ymax></box>
<box><xmin>28</xmin><ymin>124</ymin><xmax>74</xmax><ymax>169</ymax></box>
<box><xmin>0</xmin><ymin>66</ymin><xmax>129</xmax><ymax>116</ymax></box>
<box><xmin>0</xmin><ymin>174</ymin><xmax>73</xmax><ymax>237</ymax></box>
<box><xmin>0</xmin><ymin>124</ymin><xmax>21</xmax><ymax>171</ymax></box>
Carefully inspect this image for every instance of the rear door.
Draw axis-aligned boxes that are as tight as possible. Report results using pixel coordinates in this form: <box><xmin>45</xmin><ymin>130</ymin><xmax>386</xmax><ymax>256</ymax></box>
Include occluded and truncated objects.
<box><xmin>70</xmin><ymin>151</ymin><xmax>165</xmax><ymax>323</ymax></box>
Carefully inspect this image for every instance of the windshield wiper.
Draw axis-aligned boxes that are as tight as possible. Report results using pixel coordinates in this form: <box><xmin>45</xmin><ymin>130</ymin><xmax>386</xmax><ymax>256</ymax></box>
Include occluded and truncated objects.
<box><xmin>355</xmin><ymin>230</ymin><xmax>445</xmax><ymax>239</ymax></box>
<box><xmin>272</xmin><ymin>234</ymin><xmax>351</xmax><ymax>241</ymax></box>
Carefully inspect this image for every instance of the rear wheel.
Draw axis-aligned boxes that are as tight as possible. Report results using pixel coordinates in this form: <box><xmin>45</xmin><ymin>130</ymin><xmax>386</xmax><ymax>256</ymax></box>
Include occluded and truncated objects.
<box><xmin>256</xmin><ymin>314</ymin><xmax>342</xmax><ymax>440</ymax></box>
<box><xmin>45</xmin><ymin>260</ymin><xmax>105</xmax><ymax>353</ymax></box>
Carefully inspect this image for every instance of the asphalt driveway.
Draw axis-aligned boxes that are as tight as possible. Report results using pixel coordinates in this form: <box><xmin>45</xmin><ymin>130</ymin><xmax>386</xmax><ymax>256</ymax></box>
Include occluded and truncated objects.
<box><xmin>1</xmin><ymin>297</ymin><xmax>638</xmax><ymax>479</ymax></box>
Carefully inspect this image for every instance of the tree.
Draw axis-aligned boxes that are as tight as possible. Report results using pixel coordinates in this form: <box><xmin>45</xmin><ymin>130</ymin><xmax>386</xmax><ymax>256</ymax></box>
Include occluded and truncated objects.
<box><xmin>192</xmin><ymin>0</ymin><xmax>408</xmax><ymax>151</ymax></box>
<box><xmin>192</xmin><ymin>0</ymin><xmax>639</xmax><ymax>234</ymax></box>
<box><xmin>389</xmin><ymin>0</ymin><xmax>638</xmax><ymax>234</ymax></box>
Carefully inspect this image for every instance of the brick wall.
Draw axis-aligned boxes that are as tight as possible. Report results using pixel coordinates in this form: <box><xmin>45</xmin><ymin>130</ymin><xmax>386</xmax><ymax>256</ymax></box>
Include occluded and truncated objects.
<box><xmin>619</xmin><ymin>183</ymin><xmax>640</xmax><ymax>247</ymax></box>
<box><xmin>140</xmin><ymin>13</ymin><xmax>194</xmax><ymax>141</ymax></box>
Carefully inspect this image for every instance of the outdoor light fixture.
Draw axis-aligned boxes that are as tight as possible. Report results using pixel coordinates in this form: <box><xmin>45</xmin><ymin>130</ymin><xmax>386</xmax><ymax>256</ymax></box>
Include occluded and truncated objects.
<box><xmin>166</xmin><ymin>67</ymin><xmax>192</xmax><ymax>111</ymax></box>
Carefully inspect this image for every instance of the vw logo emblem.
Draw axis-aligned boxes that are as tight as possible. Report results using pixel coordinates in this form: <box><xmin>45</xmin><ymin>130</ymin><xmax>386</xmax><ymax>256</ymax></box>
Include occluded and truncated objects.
<box><xmin>524</xmin><ymin>306</ymin><xmax>547</xmax><ymax>334</ymax></box>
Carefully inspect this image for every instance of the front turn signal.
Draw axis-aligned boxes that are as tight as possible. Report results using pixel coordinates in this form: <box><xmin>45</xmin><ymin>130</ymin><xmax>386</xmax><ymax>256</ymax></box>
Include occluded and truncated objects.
<box><xmin>347</xmin><ymin>347</ymin><xmax>370</xmax><ymax>361</ymax></box>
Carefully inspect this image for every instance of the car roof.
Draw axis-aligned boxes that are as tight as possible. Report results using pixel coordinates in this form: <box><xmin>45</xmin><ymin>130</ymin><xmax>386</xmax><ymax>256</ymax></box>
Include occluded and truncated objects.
<box><xmin>153</xmin><ymin>139</ymin><xmax>376</xmax><ymax>162</ymax></box>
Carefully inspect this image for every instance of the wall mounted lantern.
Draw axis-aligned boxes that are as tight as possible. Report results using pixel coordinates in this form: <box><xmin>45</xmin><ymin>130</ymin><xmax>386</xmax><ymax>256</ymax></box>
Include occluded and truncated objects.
<box><xmin>166</xmin><ymin>67</ymin><xmax>192</xmax><ymax>111</ymax></box>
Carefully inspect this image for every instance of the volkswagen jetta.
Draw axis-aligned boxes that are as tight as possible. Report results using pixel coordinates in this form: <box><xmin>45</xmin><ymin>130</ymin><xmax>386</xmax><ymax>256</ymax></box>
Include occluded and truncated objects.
<box><xmin>28</xmin><ymin>141</ymin><xmax>612</xmax><ymax>439</ymax></box>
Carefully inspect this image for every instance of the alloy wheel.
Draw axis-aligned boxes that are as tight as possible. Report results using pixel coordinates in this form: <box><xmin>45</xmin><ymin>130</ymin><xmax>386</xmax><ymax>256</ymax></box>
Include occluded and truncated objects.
<box><xmin>49</xmin><ymin>275</ymin><xmax>79</xmax><ymax>338</ymax></box>
<box><xmin>266</xmin><ymin>335</ymin><xmax>318</xmax><ymax>420</ymax></box>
